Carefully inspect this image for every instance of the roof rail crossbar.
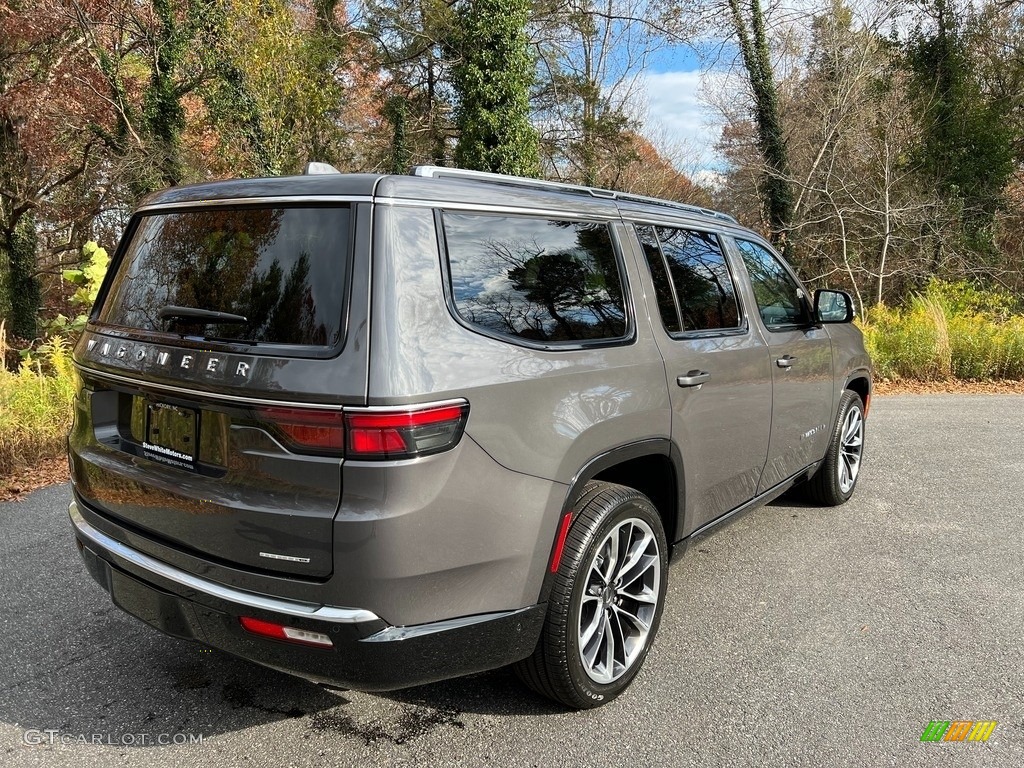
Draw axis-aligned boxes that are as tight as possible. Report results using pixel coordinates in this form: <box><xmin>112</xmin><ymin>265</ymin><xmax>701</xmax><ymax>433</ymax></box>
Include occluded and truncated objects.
<box><xmin>411</xmin><ymin>165</ymin><xmax>736</xmax><ymax>224</ymax></box>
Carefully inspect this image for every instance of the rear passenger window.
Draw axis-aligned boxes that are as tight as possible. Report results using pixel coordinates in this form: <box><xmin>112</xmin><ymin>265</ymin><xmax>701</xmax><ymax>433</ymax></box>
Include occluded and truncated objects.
<box><xmin>635</xmin><ymin>226</ymin><xmax>681</xmax><ymax>334</ymax></box>
<box><xmin>442</xmin><ymin>213</ymin><xmax>628</xmax><ymax>344</ymax></box>
<box><xmin>638</xmin><ymin>225</ymin><xmax>741</xmax><ymax>333</ymax></box>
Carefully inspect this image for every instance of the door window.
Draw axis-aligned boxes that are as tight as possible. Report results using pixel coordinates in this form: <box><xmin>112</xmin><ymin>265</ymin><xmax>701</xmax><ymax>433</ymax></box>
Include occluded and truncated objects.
<box><xmin>734</xmin><ymin>239</ymin><xmax>811</xmax><ymax>329</ymax></box>
<box><xmin>637</xmin><ymin>225</ymin><xmax>741</xmax><ymax>333</ymax></box>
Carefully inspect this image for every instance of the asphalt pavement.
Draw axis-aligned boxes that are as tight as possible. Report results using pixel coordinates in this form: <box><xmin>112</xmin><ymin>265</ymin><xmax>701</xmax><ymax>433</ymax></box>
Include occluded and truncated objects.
<box><xmin>1</xmin><ymin>394</ymin><xmax>1022</xmax><ymax>767</ymax></box>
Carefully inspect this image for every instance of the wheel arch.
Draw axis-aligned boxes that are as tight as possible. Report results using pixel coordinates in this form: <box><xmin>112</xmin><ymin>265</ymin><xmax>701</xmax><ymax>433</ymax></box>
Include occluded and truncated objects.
<box><xmin>537</xmin><ymin>439</ymin><xmax>682</xmax><ymax>605</ymax></box>
<box><xmin>844</xmin><ymin>369</ymin><xmax>872</xmax><ymax>417</ymax></box>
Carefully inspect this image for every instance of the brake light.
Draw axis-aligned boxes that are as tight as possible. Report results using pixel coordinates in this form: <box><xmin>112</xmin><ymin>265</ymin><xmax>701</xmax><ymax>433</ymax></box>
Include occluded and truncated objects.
<box><xmin>255</xmin><ymin>401</ymin><xmax>469</xmax><ymax>459</ymax></box>
<box><xmin>257</xmin><ymin>406</ymin><xmax>345</xmax><ymax>452</ymax></box>
<box><xmin>345</xmin><ymin>403</ymin><xmax>469</xmax><ymax>459</ymax></box>
<box><xmin>239</xmin><ymin>616</ymin><xmax>333</xmax><ymax>648</ymax></box>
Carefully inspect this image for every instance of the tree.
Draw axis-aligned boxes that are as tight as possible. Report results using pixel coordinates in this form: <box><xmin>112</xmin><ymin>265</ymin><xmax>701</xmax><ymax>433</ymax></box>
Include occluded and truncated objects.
<box><xmin>450</xmin><ymin>0</ymin><xmax>539</xmax><ymax>175</ymax></box>
<box><xmin>358</xmin><ymin>0</ymin><xmax>456</xmax><ymax>166</ymax></box>
<box><xmin>726</xmin><ymin>0</ymin><xmax>793</xmax><ymax>250</ymax></box>
<box><xmin>1</xmin><ymin>0</ymin><xmax>113</xmax><ymax>338</ymax></box>
<box><xmin>906</xmin><ymin>0</ymin><xmax>1017</xmax><ymax>256</ymax></box>
<box><xmin>531</xmin><ymin>0</ymin><xmax>680</xmax><ymax>188</ymax></box>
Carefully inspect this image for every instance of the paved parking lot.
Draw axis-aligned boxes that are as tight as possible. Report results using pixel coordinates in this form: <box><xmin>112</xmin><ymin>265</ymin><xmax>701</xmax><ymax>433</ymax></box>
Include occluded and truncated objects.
<box><xmin>2</xmin><ymin>395</ymin><xmax>1022</xmax><ymax>767</ymax></box>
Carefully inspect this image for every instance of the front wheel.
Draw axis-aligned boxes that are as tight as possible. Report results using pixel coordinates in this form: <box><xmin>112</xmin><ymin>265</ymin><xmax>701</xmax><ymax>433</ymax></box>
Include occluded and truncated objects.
<box><xmin>803</xmin><ymin>390</ymin><xmax>865</xmax><ymax>506</ymax></box>
<box><xmin>515</xmin><ymin>481</ymin><xmax>668</xmax><ymax>709</ymax></box>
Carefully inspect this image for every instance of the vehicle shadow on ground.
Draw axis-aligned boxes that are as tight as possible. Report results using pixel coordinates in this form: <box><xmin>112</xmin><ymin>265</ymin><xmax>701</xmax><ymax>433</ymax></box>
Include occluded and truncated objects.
<box><xmin>1</xmin><ymin>608</ymin><xmax>559</xmax><ymax>753</ymax></box>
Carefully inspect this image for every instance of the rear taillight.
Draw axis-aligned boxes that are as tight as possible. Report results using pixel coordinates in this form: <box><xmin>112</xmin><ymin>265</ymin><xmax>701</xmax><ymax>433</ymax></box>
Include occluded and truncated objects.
<box><xmin>345</xmin><ymin>403</ymin><xmax>469</xmax><ymax>460</ymax></box>
<box><xmin>255</xmin><ymin>401</ymin><xmax>468</xmax><ymax>460</ymax></box>
<box><xmin>256</xmin><ymin>406</ymin><xmax>345</xmax><ymax>452</ymax></box>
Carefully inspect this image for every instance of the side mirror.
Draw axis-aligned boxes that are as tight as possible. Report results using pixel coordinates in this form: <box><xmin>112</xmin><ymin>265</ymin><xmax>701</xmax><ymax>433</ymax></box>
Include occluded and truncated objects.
<box><xmin>814</xmin><ymin>289</ymin><xmax>855</xmax><ymax>324</ymax></box>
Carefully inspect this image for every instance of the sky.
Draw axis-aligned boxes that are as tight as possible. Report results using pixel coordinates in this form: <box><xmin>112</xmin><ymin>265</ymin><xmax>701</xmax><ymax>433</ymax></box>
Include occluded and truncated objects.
<box><xmin>632</xmin><ymin>46</ymin><xmax>735</xmax><ymax>181</ymax></box>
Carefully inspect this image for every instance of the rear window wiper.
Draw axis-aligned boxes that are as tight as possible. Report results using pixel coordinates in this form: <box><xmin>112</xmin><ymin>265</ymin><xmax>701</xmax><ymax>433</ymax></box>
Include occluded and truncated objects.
<box><xmin>158</xmin><ymin>305</ymin><xmax>248</xmax><ymax>325</ymax></box>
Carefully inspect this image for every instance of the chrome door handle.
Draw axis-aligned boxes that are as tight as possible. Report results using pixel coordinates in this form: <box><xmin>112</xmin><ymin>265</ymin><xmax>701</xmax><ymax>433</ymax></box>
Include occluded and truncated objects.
<box><xmin>776</xmin><ymin>355</ymin><xmax>797</xmax><ymax>369</ymax></box>
<box><xmin>677</xmin><ymin>370</ymin><xmax>711</xmax><ymax>388</ymax></box>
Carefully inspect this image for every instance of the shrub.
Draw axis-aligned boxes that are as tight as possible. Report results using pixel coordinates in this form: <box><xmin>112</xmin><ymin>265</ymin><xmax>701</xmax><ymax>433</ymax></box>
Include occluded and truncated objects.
<box><xmin>862</xmin><ymin>280</ymin><xmax>1024</xmax><ymax>382</ymax></box>
<box><xmin>0</xmin><ymin>324</ymin><xmax>77</xmax><ymax>477</ymax></box>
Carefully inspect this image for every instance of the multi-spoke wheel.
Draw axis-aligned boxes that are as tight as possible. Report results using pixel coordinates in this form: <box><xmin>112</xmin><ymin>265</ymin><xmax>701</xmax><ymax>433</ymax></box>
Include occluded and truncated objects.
<box><xmin>514</xmin><ymin>481</ymin><xmax>668</xmax><ymax>709</ymax></box>
<box><xmin>837</xmin><ymin>405</ymin><xmax>863</xmax><ymax>494</ymax></box>
<box><xmin>803</xmin><ymin>389</ymin><xmax>866</xmax><ymax>506</ymax></box>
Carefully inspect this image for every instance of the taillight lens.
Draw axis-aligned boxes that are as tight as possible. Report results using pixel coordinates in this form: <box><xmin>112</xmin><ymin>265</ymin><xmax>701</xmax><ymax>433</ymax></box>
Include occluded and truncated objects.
<box><xmin>255</xmin><ymin>401</ymin><xmax>468</xmax><ymax>459</ymax></box>
<box><xmin>257</xmin><ymin>406</ymin><xmax>345</xmax><ymax>453</ymax></box>
<box><xmin>345</xmin><ymin>403</ymin><xmax>469</xmax><ymax>460</ymax></box>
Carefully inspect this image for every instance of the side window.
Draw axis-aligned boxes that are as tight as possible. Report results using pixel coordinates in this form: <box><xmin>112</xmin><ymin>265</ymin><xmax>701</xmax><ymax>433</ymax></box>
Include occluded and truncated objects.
<box><xmin>734</xmin><ymin>239</ymin><xmax>811</xmax><ymax>329</ymax></box>
<box><xmin>645</xmin><ymin>226</ymin><xmax>741</xmax><ymax>333</ymax></box>
<box><xmin>635</xmin><ymin>226</ymin><xmax>681</xmax><ymax>334</ymax></box>
<box><xmin>442</xmin><ymin>212</ymin><xmax>628</xmax><ymax>344</ymax></box>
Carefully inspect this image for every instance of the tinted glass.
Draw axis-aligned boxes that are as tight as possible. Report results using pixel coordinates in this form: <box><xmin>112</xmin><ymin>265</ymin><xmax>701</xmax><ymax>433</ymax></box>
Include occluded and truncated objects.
<box><xmin>734</xmin><ymin>239</ymin><xmax>810</xmax><ymax>328</ymax></box>
<box><xmin>636</xmin><ymin>225</ymin><xmax>681</xmax><ymax>333</ymax></box>
<box><xmin>443</xmin><ymin>213</ymin><xmax>627</xmax><ymax>343</ymax></box>
<box><xmin>97</xmin><ymin>206</ymin><xmax>350</xmax><ymax>347</ymax></box>
<box><xmin>656</xmin><ymin>227</ymin><xmax>740</xmax><ymax>331</ymax></box>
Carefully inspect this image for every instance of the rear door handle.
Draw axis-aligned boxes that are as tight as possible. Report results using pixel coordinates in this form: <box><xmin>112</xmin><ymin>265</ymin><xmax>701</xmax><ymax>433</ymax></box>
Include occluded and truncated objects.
<box><xmin>776</xmin><ymin>355</ymin><xmax>797</xmax><ymax>369</ymax></box>
<box><xmin>677</xmin><ymin>370</ymin><xmax>711</xmax><ymax>388</ymax></box>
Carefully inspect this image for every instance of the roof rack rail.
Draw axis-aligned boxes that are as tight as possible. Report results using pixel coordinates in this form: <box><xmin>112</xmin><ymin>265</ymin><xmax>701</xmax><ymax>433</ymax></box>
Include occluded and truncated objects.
<box><xmin>613</xmin><ymin>192</ymin><xmax>737</xmax><ymax>224</ymax></box>
<box><xmin>410</xmin><ymin>165</ymin><xmax>736</xmax><ymax>224</ymax></box>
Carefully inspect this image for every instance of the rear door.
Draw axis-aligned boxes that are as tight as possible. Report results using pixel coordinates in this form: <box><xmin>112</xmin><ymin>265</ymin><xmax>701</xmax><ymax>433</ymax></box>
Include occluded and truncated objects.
<box><xmin>632</xmin><ymin>224</ymin><xmax>772</xmax><ymax>532</ymax></box>
<box><xmin>69</xmin><ymin>201</ymin><xmax>369</xmax><ymax>578</ymax></box>
<box><xmin>728</xmin><ymin>237</ymin><xmax>834</xmax><ymax>492</ymax></box>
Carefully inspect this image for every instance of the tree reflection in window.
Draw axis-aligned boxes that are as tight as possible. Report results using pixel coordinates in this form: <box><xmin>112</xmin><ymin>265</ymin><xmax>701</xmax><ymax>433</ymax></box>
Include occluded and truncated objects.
<box><xmin>654</xmin><ymin>227</ymin><xmax>740</xmax><ymax>332</ymax></box>
<box><xmin>734</xmin><ymin>239</ymin><xmax>809</xmax><ymax>328</ymax></box>
<box><xmin>444</xmin><ymin>213</ymin><xmax>627</xmax><ymax>343</ymax></box>
<box><xmin>97</xmin><ymin>206</ymin><xmax>349</xmax><ymax>346</ymax></box>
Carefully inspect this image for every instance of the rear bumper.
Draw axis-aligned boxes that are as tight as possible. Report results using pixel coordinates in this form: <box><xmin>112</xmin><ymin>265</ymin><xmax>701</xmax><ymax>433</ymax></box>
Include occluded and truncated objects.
<box><xmin>69</xmin><ymin>501</ymin><xmax>545</xmax><ymax>690</ymax></box>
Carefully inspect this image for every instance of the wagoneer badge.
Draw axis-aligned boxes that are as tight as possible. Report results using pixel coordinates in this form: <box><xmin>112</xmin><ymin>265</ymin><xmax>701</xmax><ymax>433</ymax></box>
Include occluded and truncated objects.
<box><xmin>84</xmin><ymin>335</ymin><xmax>254</xmax><ymax>382</ymax></box>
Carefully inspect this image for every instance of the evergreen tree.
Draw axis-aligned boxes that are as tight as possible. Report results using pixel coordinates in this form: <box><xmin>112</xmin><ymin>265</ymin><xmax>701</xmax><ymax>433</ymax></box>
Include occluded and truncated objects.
<box><xmin>451</xmin><ymin>0</ymin><xmax>539</xmax><ymax>176</ymax></box>
<box><xmin>8</xmin><ymin>214</ymin><xmax>39</xmax><ymax>340</ymax></box>
<box><xmin>728</xmin><ymin>0</ymin><xmax>794</xmax><ymax>251</ymax></box>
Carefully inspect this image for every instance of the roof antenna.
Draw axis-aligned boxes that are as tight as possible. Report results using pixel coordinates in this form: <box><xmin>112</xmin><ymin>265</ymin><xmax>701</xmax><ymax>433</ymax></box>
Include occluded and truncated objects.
<box><xmin>304</xmin><ymin>161</ymin><xmax>341</xmax><ymax>175</ymax></box>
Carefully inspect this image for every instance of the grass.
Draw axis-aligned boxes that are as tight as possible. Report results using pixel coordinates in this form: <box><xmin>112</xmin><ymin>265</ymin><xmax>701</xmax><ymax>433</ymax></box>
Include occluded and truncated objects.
<box><xmin>861</xmin><ymin>281</ymin><xmax>1024</xmax><ymax>382</ymax></box>
<box><xmin>0</xmin><ymin>322</ymin><xmax>77</xmax><ymax>478</ymax></box>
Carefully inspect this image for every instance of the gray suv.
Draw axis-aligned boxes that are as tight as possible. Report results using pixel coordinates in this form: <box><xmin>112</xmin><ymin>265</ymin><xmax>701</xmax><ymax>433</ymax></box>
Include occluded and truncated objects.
<box><xmin>67</xmin><ymin>165</ymin><xmax>871</xmax><ymax>709</ymax></box>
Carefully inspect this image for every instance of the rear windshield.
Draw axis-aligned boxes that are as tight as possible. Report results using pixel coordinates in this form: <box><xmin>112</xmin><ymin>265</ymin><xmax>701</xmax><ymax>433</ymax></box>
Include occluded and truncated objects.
<box><xmin>95</xmin><ymin>205</ymin><xmax>351</xmax><ymax>348</ymax></box>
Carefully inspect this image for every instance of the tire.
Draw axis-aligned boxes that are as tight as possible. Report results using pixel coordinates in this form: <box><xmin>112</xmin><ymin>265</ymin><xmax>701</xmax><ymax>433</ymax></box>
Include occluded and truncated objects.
<box><xmin>803</xmin><ymin>390</ymin><xmax>865</xmax><ymax>506</ymax></box>
<box><xmin>515</xmin><ymin>481</ymin><xmax>668</xmax><ymax>709</ymax></box>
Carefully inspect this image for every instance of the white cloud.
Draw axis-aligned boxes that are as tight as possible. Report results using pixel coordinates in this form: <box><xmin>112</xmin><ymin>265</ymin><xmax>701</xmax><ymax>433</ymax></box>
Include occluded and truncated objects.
<box><xmin>634</xmin><ymin>69</ymin><xmax>733</xmax><ymax>175</ymax></box>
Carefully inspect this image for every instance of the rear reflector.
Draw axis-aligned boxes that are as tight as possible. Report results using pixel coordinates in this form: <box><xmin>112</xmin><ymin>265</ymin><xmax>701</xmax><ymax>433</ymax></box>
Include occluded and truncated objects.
<box><xmin>549</xmin><ymin>512</ymin><xmax>574</xmax><ymax>573</ymax></box>
<box><xmin>345</xmin><ymin>403</ymin><xmax>469</xmax><ymax>460</ymax></box>
<box><xmin>239</xmin><ymin>616</ymin><xmax>333</xmax><ymax>648</ymax></box>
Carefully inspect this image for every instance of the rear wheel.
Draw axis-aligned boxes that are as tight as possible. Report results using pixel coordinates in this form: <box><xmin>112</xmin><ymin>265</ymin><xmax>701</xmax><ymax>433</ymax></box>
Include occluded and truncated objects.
<box><xmin>803</xmin><ymin>390</ymin><xmax>865</xmax><ymax>506</ymax></box>
<box><xmin>515</xmin><ymin>481</ymin><xmax>668</xmax><ymax>709</ymax></box>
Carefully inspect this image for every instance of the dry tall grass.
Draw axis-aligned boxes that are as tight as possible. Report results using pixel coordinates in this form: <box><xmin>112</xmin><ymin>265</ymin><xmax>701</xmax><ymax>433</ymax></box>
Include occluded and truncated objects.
<box><xmin>0</xmin><ymin>322</ymin><xmax>77</xmax><ymax>477</ymax></box>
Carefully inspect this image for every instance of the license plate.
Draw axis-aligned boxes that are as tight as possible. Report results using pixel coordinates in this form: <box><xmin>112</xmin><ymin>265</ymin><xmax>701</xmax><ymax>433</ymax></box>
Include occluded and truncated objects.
<box><xmin>143</xmin><ymin>402</ymin><xmax>198</xmax><ymax>470</ymax></box>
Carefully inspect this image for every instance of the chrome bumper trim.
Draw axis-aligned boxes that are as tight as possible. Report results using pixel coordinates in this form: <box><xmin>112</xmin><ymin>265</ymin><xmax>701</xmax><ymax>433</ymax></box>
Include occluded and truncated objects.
<box><xmin>68</xmin><ymin>501</ymin><xmax>380</xmax><ymax>624</ymax></box>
